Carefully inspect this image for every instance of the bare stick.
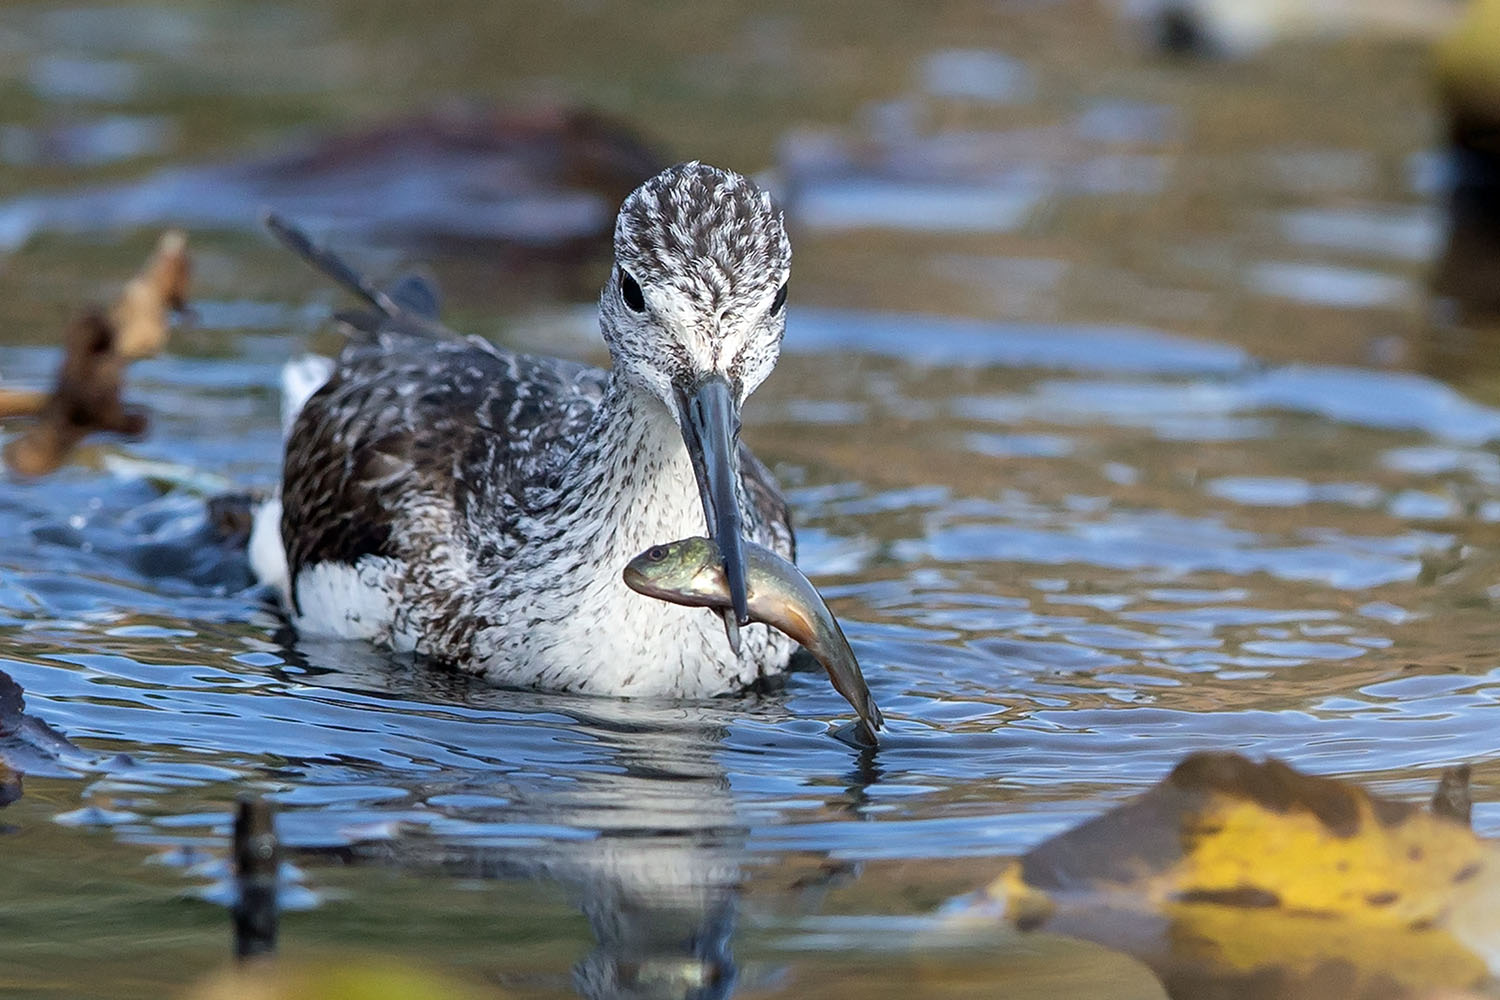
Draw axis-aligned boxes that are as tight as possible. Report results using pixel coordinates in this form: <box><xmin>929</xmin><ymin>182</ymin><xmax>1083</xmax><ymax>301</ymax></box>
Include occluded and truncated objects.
<box><xmin>262</xmin><ymin>211</ymin><xmax>455</xmax><ymax>339</ymax></box>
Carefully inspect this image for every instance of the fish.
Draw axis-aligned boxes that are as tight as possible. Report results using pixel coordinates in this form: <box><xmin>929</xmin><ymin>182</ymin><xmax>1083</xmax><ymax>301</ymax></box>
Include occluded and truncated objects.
<box><xmin>623</xmin><ymin>537</ymin><xmax>884</xmax><ymax>742</ymax></box>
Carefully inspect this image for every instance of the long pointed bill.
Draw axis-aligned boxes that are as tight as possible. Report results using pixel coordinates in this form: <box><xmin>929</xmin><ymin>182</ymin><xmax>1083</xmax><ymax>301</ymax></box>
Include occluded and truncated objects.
<box><xmin>678</xmin><ymin>375</ymin><xmax>750</xmax><ymax>650</ymax></box>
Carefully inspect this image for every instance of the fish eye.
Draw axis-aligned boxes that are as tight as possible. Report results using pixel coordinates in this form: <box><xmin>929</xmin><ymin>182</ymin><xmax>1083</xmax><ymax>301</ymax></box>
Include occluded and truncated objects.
<box><xmin>770</xmin><ymin>281</ymin><xmax>787</xmax><ymax>316</ymax></box>
<box><xmin>620</xmin><ymin>269</ymin><xmax>646</xmax><ymax>313</ymax></box>
<box><xmin>646</xmin><ymin>545</ymin><xmax>668</xmax><ymax>562</ymax></box>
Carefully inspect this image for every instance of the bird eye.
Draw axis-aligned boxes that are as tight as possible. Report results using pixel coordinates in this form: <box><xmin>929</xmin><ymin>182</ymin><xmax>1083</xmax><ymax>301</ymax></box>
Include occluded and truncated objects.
<box><xmin>620</xmin><ymin>270</ymin><xmax>646</xmax><ymax>313</ymax></box>
<box><xmin>770</xmin><ymin>282</ymin><xmax>788</xmax><ymax>316</ymax></box>
<box><xmin>646</xmin><ymin>545</ymin><xmax>668</xmax><ymax>562</ymax></box>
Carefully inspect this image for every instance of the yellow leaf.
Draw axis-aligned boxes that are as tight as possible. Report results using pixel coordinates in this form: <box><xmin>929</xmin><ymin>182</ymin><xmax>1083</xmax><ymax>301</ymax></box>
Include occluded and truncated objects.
<box><xmin>953</xmin><ymin>753</ymin><xmax>1499</xmax><ymax>994</ymax></box>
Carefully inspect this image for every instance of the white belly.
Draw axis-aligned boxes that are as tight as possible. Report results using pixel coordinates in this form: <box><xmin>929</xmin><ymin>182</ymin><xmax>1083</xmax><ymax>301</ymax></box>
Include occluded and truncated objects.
<box><xmin>471</xmin><ymin>561</ymin><xmax>788</xmax><ymax>697</ymax></box>
<box><xmin>291</xmin><ymin>557</ymin><xmax>408</xmax><ymax>644</ymax></box>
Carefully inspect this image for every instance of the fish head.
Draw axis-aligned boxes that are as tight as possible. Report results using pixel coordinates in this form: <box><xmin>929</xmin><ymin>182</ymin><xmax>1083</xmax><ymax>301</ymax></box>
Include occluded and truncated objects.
<box><xmin>622</xmin><ymin>537</ymin><xmax>730</xmax><ymax>609</ymax></box>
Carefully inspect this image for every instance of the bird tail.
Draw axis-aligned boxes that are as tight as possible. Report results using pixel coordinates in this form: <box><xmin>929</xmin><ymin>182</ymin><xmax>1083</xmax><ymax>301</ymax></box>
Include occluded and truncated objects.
<box><xmin>262</xmin><ymin>212</ymin><xmax>451</xmax><ymax>338</ymax></box>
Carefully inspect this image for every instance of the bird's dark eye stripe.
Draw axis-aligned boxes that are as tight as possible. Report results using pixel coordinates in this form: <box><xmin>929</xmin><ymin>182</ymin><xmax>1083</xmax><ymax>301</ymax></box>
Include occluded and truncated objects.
<box><xmin>620</xmin><ymin>269</ymin><xmax>646</xmax><ymax>312</ymax></box>
<box><xmin>770</xmin><ymin>282</ymin><xmax>788</xmax><ymax>316</ymax></box>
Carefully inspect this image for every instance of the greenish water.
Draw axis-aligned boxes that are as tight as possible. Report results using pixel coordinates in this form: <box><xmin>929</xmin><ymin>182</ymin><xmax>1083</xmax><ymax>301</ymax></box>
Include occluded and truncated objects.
<box><xmin>1</xmin><ymin>1</ymin><xmax>1497</xmax><ymax>998</ymax></box>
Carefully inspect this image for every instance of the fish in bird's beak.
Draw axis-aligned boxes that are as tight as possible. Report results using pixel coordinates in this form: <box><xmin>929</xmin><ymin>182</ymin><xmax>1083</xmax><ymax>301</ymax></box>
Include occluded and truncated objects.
<box><xmin>676</xmin><ymin>374</ymin><xmax>750</xmax><ymax>651</ymax></box>
<box><xmin>622</xmin><ymin>535</ymin><xmax>884</xmax><ymax>742</ymax></box>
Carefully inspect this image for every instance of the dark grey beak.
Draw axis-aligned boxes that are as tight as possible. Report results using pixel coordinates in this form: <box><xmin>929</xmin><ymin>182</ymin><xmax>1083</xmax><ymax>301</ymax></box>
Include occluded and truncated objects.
<box><xmin>678</xmin><ymin>375</ymin><xmax>750</xmax><ymax>650</ymax></box>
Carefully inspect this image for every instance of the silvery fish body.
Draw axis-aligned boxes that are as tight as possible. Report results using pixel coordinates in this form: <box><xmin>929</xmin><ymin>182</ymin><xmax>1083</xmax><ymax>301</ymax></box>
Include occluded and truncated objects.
<box><xmin>623</xmin><ymin>536</ymin><xmax>883</xmax><ymax>739</ymax></box>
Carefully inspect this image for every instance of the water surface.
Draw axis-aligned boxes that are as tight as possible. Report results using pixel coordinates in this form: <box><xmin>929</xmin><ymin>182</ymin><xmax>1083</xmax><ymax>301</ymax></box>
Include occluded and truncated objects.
<box><xmin>1</xmin><ymin>1</ymin><xmax>1496</xmax><ymax>997</ymax></box>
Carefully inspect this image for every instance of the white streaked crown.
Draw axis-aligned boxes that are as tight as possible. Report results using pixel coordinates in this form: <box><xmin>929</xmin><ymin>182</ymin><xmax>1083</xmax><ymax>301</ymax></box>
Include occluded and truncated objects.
<box><xmin>600</xmin><ymin>163</ymin><xmax>791</xmax><ymax>414</ymax></box>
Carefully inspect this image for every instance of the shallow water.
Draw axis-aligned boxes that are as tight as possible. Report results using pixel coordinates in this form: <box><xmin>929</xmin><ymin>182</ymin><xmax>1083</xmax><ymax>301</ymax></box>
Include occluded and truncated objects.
<box><xmin>2</xmin><ymin>1</ymin><xmax>1498</xmax><ymax>997</ymax></box>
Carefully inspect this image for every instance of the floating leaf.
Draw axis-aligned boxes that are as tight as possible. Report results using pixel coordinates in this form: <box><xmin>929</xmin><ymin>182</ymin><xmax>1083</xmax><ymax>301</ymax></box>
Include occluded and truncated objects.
<box><xmin>182</xmin><ymin>955</ymin><xmax>494</xmax><ymax>1000</ymax></box>
<box><xmin>1436</xmin><ymin>0</ymin><xmax>1500</xmax><ymax>117</ymax></box>
<box><xmin>951</xmin><ymin>753</ymin><xmax>1500</xmax><ymax>997</ymax></box>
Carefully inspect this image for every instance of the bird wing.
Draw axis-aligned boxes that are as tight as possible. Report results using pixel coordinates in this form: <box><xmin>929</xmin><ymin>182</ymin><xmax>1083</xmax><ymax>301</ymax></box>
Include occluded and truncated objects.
<box><xmin>281</xmin><ymin>337</ymin><xmax>606</xmax><ymax>601</ymax></box>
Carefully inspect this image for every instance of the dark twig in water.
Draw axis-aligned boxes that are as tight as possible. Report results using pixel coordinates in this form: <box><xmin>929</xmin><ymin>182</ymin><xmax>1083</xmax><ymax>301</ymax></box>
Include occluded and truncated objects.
<box><xmin>232</xmin><ymin>796</ymin><xmax>279</xmax><ymax>959</ymax></box>
<box><xmin>4</xmin><ymin>313</ymin><xmax>148</xmax><ymax>476</ymax></box>
<box><xmin>1431</xmin><ymin>764</ymin><xmax>1473</xmax><ymax>827</ymax></box>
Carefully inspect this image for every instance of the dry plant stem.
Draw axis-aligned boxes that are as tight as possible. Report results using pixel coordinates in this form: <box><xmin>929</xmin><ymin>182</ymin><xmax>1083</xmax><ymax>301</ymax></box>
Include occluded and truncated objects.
<box><xmin>110</xmin><ymin>230</ymin><xmax>189</xmax><ymax>359</ymax></box>
<box><xmin>3</xmin><ymin>230</ymin><xmax>187</xmax><ymax>477</ymax></box>
<box><xmin>0</xmin><ymin>389</ymin><xmax>47</xmax><ymax>419</ymax></box>
<box><xmin>4</xmin><ymin>420</ymin><xmax>86</xmax><ymax>477</ymax></box>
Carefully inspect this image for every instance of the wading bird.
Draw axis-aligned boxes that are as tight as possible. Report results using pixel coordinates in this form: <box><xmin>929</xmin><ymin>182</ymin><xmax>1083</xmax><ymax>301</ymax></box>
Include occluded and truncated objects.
<box><xmin>252</xmin><ymin>163</ymin><xmax>797</xmax><ymax>696</ymax></box>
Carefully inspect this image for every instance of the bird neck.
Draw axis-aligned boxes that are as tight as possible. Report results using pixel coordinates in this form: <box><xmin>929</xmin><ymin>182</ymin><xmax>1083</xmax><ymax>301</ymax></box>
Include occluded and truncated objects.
<box><xmin>545</xmin><ymin>372</ymin><xmax>706</xmax><ymax>557</ymax></box>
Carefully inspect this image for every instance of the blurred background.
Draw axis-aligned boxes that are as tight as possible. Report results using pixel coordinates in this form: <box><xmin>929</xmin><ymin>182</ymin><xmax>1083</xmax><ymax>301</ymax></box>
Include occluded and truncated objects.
<box><xmin>5</xmin><ymin>1</ymin><xmax>1500</xmax><ymax>998</ymax></box>
<box><xmin>0</xmin><ymin>0</ymin><xmax>1483</xmax><ymax>370</ymax></box>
